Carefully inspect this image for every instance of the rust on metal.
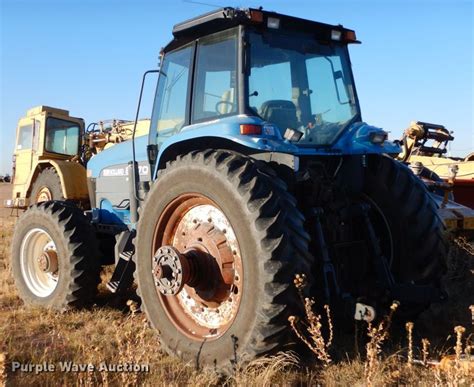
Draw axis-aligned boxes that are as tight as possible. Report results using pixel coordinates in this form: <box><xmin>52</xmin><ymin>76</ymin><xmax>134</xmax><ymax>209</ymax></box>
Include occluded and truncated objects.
<box><xmin>37</xmin><ymin>249</ymin><xmax>58</xmax><ymax>273</ymax></box>
<box><xmin>152</xmin><ymin>193</ymin><xmax>243</xmax><ymax>341</ymax></box>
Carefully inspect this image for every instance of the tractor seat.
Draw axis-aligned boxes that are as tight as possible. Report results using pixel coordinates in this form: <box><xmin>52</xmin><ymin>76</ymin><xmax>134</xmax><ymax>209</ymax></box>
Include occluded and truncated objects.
<box><xmin>217</xmin><ymin>89</ymin><xmax>235</xmax><ymax>114</ymax></box>
<box><xmin>259</xmin><ymin>100</ymin><xmax>298</xmax><ymax>133</ymax></box>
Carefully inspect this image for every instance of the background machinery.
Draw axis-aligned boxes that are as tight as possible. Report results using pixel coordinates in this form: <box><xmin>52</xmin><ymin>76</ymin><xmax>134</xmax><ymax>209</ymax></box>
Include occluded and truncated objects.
<box><xmin>399</xmin><ymin>121</ymin><xmax>474</xmax><ymax>208</ymax></box>
<box><xmin>11</xmin><ymin>8</ymin><xmax>452</xmax><ymax>369</ymax></box>
<box><xmin>6</xmin><ymin>105</ymin><xmax>149</xmax><ymax>209</ymax></box>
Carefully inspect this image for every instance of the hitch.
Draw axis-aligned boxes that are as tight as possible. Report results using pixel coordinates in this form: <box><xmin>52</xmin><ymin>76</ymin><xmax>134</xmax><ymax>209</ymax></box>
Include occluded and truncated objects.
<box><xmin>310</xmin><ymin>207</ymin><xmax>341</xmax><ymax>303</ymax></box>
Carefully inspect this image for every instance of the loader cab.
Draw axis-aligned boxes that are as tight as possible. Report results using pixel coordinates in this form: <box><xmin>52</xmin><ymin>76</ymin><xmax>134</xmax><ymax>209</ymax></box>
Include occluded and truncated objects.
<box><xmin>148</xmin><ymin>8</ymin><xmax>361</xmax><ymax>152</ymax></box>
<box><xmin>12</xmin><ymin>106</ymin><xmax>84</xmax><ymax>206</ymax></box>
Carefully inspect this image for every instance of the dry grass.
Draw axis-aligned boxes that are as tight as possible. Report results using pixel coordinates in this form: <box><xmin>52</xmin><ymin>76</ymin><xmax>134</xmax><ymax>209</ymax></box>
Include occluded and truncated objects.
<box><xmin>1</xmin><ymin>213</ymin><xmax>473</xmax><ymax>385</ymax></box>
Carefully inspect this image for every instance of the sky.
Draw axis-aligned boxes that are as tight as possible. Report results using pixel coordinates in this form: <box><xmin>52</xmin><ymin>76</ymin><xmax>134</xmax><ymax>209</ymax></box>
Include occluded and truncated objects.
<box><xmin>0</xmin><ymin>0</ymin><xmax>472</xmax><ymax>175</ymax></box>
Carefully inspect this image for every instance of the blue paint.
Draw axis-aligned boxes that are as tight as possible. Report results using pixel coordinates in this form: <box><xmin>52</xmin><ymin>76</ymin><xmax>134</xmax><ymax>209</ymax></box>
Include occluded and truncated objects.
<box><xmin>93</xmin><ymin>199</ymin><xmax>131</xmax><ymax>225</ymax></box>
<box><xmin>87</xmin><ymin>135</ymin><xmax>148</xmax><ymax>178</ymax></box>
<box><xmin>86</xmin><ymin>113</ymin><xmax>399</xmax><ymax>228</ymax></box>
<box><xmin>152</xmin><ymin>116</ymin><xmax>399</xmax><ymax>177</ymax></box>
<box><xmin>88</xmin><ymin>114</ymin><xmax>399</xmax><ymax>179</ymax></box>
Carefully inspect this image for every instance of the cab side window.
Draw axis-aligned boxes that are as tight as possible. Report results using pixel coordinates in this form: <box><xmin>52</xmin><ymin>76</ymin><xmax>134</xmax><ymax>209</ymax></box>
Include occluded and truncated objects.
<box><xmin>150</xmin><ymin>44</ymin><xmax>193</xmax><ymax>141</ymax></box>
<box><xmin>192</xmin><ymin>29</ymin><xmax>238</xmax><ymax>122</ymax></box>
<box><xmin>17</xmin><ymin>124</ymin><xmax>33</xmax><ymax>150</ymax></box>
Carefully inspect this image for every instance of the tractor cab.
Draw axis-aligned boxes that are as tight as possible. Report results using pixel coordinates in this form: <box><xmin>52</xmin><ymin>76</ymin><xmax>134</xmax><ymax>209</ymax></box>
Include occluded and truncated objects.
<box><xmin>145</xmin><ymin>7</ymin><xmax>397</xmax><ymax>167</ymax></box>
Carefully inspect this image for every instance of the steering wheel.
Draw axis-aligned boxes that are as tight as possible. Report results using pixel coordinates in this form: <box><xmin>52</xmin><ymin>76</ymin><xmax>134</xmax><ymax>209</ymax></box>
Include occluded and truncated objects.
<box><xmin>215</xmin><ymin>101</ymin><xmax>235</xmax><ymax>114</ymax></box>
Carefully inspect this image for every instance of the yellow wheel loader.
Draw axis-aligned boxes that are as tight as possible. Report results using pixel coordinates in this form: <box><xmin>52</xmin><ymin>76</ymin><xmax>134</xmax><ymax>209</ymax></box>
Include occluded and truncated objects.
<box><xmin>6</xmin><ymin>105</ymin><xmax>149</xmax><ymax>209</ymax></box>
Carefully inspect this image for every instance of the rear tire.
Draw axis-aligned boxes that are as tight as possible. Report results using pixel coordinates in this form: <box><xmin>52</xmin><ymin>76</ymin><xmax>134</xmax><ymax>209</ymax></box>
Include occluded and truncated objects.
<box><xmin>11</xmin><ymin>201</ymin><xmax>100</xmax><ymax>310</ymax></box>
<box><xmin>30</xmin><ymin>168</ymin><xmax>64</xmax><ymax>203</ymax></box>
<box><xmin>365</xmin><ymin>155</ymin><xmax>448</xmax><ymax>313</ymax></box>
<box><xmin>136</xmin><ymin>150</ymin><xmax>313</xmax><ymax>370</ymax></box>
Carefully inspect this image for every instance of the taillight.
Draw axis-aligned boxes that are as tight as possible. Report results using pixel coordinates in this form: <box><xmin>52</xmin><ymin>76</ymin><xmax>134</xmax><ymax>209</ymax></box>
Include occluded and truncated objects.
<box><xmin>250</xmin><ymin>10</ymin><xmax>263</xmax><ymax>23</ymax></box>
<box><xmin>240</xmin><ymin>124</ymin><xmax>262</xmax><ymax>135</ymax></box>
<box><xmin>344</xmin><ymin>30</ymin><xmax>358</xmax><ymax>43</ymax></box>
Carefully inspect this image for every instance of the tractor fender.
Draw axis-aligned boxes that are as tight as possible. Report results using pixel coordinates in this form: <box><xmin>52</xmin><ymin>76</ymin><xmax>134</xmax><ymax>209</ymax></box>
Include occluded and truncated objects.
<box><xmin>153</xmin><ymin>116</ymin><xmax>296</xmax><ymax>178</ymax></box>
<box><xmin>27</xmin><ymin>160</ymin><xmax>89</xmax><ymax>201</ymax></box>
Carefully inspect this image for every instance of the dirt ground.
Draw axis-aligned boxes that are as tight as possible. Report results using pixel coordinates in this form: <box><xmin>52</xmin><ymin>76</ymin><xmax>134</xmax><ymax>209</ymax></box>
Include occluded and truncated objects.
<box><xmin>0</xmin><ymin>183</ymin><xmax>19</xmax><ymax>218</ymax></box>
<box><xmin>0</xmin><ymin>182</ymin><xmax>472</xmax><ymax>385</ymax></box>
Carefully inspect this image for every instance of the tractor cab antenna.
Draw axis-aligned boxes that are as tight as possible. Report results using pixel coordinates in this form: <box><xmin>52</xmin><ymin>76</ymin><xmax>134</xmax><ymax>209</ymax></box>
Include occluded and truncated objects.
<box><xmin>182</xmin><ymin>0</ymin><xmax>223</xmax><ymax>8</ymax></box>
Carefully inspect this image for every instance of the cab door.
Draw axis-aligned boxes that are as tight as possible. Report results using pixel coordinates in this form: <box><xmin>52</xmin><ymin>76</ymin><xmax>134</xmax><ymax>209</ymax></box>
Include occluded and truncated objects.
<box><xmin>13</xmin><ymin>117</ymin><xmax>40</xmax><ymax>188</ymax></box>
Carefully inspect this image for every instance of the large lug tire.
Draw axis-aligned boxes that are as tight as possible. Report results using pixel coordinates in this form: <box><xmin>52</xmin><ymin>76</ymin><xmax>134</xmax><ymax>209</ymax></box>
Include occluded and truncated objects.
<box><xmin>365</xmin><ymin>155</ymin><xmax>448</xmax><ymax>312</ymax></box>
<box><xmin>136</xmin><ymin>150</ymin><xmax>313</xmax><ymax>370</ymax></box>
<box><xmin>11</xmin><ymin>201</ymin><xmax>101</xmax><ymax>310</ymax></box>
<box><xmin>30</xmin><ymin>168</ymin><xmax>65</xmax><ymax>203</ymax></box>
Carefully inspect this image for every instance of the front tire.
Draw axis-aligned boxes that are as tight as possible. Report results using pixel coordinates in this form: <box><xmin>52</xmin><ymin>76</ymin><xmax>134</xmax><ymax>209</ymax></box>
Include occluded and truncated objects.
<box><xmin>30</xmin><ymin>168</ymin><xmax>64</xmax><ymax>203</ymax></box>
<box><xmin>136</xmin><ymin>150</ymin><xmax>312</xmax><ymax>370</ymax></box>
<box><xmin>11</xmin><ymin>201</ymin><xmax>100</xmax><ymax>310</ymax></box>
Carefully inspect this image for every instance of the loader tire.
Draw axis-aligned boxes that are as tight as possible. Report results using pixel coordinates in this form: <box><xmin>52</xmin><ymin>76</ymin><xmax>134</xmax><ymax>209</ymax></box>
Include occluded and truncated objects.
<box><xmin>365</xmin><ymin>155</ymin><xmax>448</xmax><ymax>312</ymax></box>
<box><xmin>136</xmin><ymin>150</ymin><xmax>313</xmax><ymax>371</ymax></box>
<box><xmin>30</xmin><ymin>168</ymin><xmax>65</xmax><ymax>203</ymax></box>
<box><xmin>11</xmin><ymin>201</ymin><xmax>101</xmax><ymax>310</ymax></box>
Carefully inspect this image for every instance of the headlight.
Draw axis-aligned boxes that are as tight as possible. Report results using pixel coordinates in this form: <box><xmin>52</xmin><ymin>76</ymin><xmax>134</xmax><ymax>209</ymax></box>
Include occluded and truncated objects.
<box><xmin>369</xmin><ymin>131</ymin><xmax>388</xmax><ymax>144</ymax></box>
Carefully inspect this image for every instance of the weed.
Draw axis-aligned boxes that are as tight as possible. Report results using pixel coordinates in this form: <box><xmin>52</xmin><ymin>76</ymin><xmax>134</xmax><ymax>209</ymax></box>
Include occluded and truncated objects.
<box><xmin>454</xmin><ymin>325</ymin><xmax>466</xmax><ymax>383</ymax></box>
<box><xmin>289</xmin><ymin>274</ymin><xmax>333</xmax><ymax>365</ymax></box>
<box><xmin>422</xmin><ymin>338</ymin><xmax>430</xmax><ymax>366</ymax></box>
<box><xmin>0</xmin><ymin>353</ymin><xmax>6</xmax><ymax>387</ymax></box>
<box><xmin>365</xmin><ymin>301</ymin><xmax>399</xmax><ymax>386</ymax></box>
<box><xmin>406</xmin><ymin>321</ymin><xmax>414</xmax><ymax>367</ymax></box>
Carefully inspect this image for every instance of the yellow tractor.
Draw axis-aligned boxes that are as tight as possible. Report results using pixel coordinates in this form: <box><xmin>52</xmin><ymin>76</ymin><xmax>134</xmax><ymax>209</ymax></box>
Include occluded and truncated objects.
<box><xmin>8</xmin><ymin>105</ymin><xmax>149</xmax><ymax>209</ymax></box>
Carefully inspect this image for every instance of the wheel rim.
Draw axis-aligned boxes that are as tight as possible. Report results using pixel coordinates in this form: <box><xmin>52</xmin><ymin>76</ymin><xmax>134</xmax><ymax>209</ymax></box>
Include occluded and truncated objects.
<box><xmin>20</xmin><ymin>228</ymin><xmax>59</xmax><ymax>297</ymax></box>
<box><xmin>152</xmin><ymin>194</ymin><xmax>243</xmax><ymax>341</ymax></box>
<box><xmin>36</xmin><ymin>187</ymin><xmax>52</xmax><ymax>202</ymax></box>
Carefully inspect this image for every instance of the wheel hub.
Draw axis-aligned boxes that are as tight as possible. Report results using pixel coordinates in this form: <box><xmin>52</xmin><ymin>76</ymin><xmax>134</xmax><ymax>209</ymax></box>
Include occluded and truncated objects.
<box><xmin>152</xmin><ymin>197</ymin><xmax>243</xmax><ymax>337</ymax></box>
<box><xmin>153</xmin><ymin>246</ymin><xmax>195</xmax><ymax>295</ymax></box>
<box><xmin>36</xmin><ymin>187</ymin><xmax>52</xmax><ymax>202</ymax></box>
<box><xmin>154</xmin><ymin>219</ymin><xmax>237</xmax><ymax>305</ymax></box>
<box><xmin>37</xmin><ymin>249</ymin><xmax>58</xmax><ymax>273</ymax></box>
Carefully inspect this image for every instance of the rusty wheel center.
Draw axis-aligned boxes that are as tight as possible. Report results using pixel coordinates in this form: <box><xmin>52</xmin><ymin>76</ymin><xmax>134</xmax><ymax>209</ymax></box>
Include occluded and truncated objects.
<box><xmin>36</xmin><ymin>187</ymin><xmax>52</xmax><ymax>203</ymax></box>
<box><xmin>37</xmin><ymin>249</ymin><xmax>58</xmax><ymax>273</ymax></box>
<box><xmin>152</xmin><ymin>195</ymin><xmax>243</xmax><ymax>339</ymax></box>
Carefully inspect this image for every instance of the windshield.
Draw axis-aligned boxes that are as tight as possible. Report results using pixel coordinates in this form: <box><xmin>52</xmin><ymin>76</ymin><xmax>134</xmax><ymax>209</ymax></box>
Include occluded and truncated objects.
<box><xmin>247</xmin><ymin>31</ymin><xmax>360</xmax><ymax>145</ymax></box>
<box><xmin>45</xmin><ymin>118</ymin><xmax>80</xmax><ymax>156</ymax></box>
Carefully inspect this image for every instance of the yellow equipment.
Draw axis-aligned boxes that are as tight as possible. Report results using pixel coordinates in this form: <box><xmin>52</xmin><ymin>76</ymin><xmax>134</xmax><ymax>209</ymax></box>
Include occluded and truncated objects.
<box><xmin>7</xmin><ymin>106</ymin><xmax>150</xmax><ymax>209</ymax></box>
<box><xmin>398</xmin><ymin>121</ymin><xmax>474</xmax><ymax>235</ymax></box>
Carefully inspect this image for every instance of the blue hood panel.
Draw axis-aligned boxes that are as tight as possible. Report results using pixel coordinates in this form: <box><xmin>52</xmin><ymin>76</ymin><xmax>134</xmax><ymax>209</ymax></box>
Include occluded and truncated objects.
<box><xmin>87</xmin><ymin>135</ymin><xmax>148</xmax><ymax>178</ymax></box>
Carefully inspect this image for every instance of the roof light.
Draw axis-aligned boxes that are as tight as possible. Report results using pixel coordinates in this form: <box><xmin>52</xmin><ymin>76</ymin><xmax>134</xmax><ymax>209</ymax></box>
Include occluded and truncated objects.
<box><xmin>240</xmin><ymin>124</ymin><xmax>262</xmax><ymax>135</ymax></box>
<box><xmin>250</xmin><ymin>10</ymin><xmax>263</xmax><ymax>23</ymax></box>
<box><xmin>344</xmin><ymin>29</ymin><xmax>357</xmax><ymax>42</ymax></box>
<box><xmin>267</xmin><ymin>17</ymin><xmax>280</xmax><ymax>29</ymax></box>
<box><xmin>331</xmin><ymin>30</ymin><xmax>342</xmax><ymax>41</ymax></box>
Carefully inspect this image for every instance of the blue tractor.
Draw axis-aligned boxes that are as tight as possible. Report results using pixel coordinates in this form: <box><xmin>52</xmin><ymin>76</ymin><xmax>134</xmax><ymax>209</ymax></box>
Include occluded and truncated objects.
<box><xmin>12</xmin><ymin>8</ymin><xmax>447</xmax><ymax>368</ymax></box>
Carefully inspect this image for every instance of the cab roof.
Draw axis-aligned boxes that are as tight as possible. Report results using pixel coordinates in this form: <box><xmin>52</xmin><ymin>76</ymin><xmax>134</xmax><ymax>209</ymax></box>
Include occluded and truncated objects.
<box><xmin>163</xmin><ymin>7</ymin><xmax>358</xmax><ymax>53</ymax></box>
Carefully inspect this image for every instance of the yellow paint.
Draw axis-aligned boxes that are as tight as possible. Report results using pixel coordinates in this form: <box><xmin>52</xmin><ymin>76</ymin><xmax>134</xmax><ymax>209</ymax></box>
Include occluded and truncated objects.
<box><xmin>12</xmin><ymin>106</ymin><xmax>152</xmax><ymax>207</ymax></box>
<box><xmin>409</xmin><ymin>155</ymin><xmax>474</xmax><ymax>180</ymax></box>
<box><xmin>12</xmin><ymin>106</ymin><xmax>86</xmax><ymax>206</ymax></box>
